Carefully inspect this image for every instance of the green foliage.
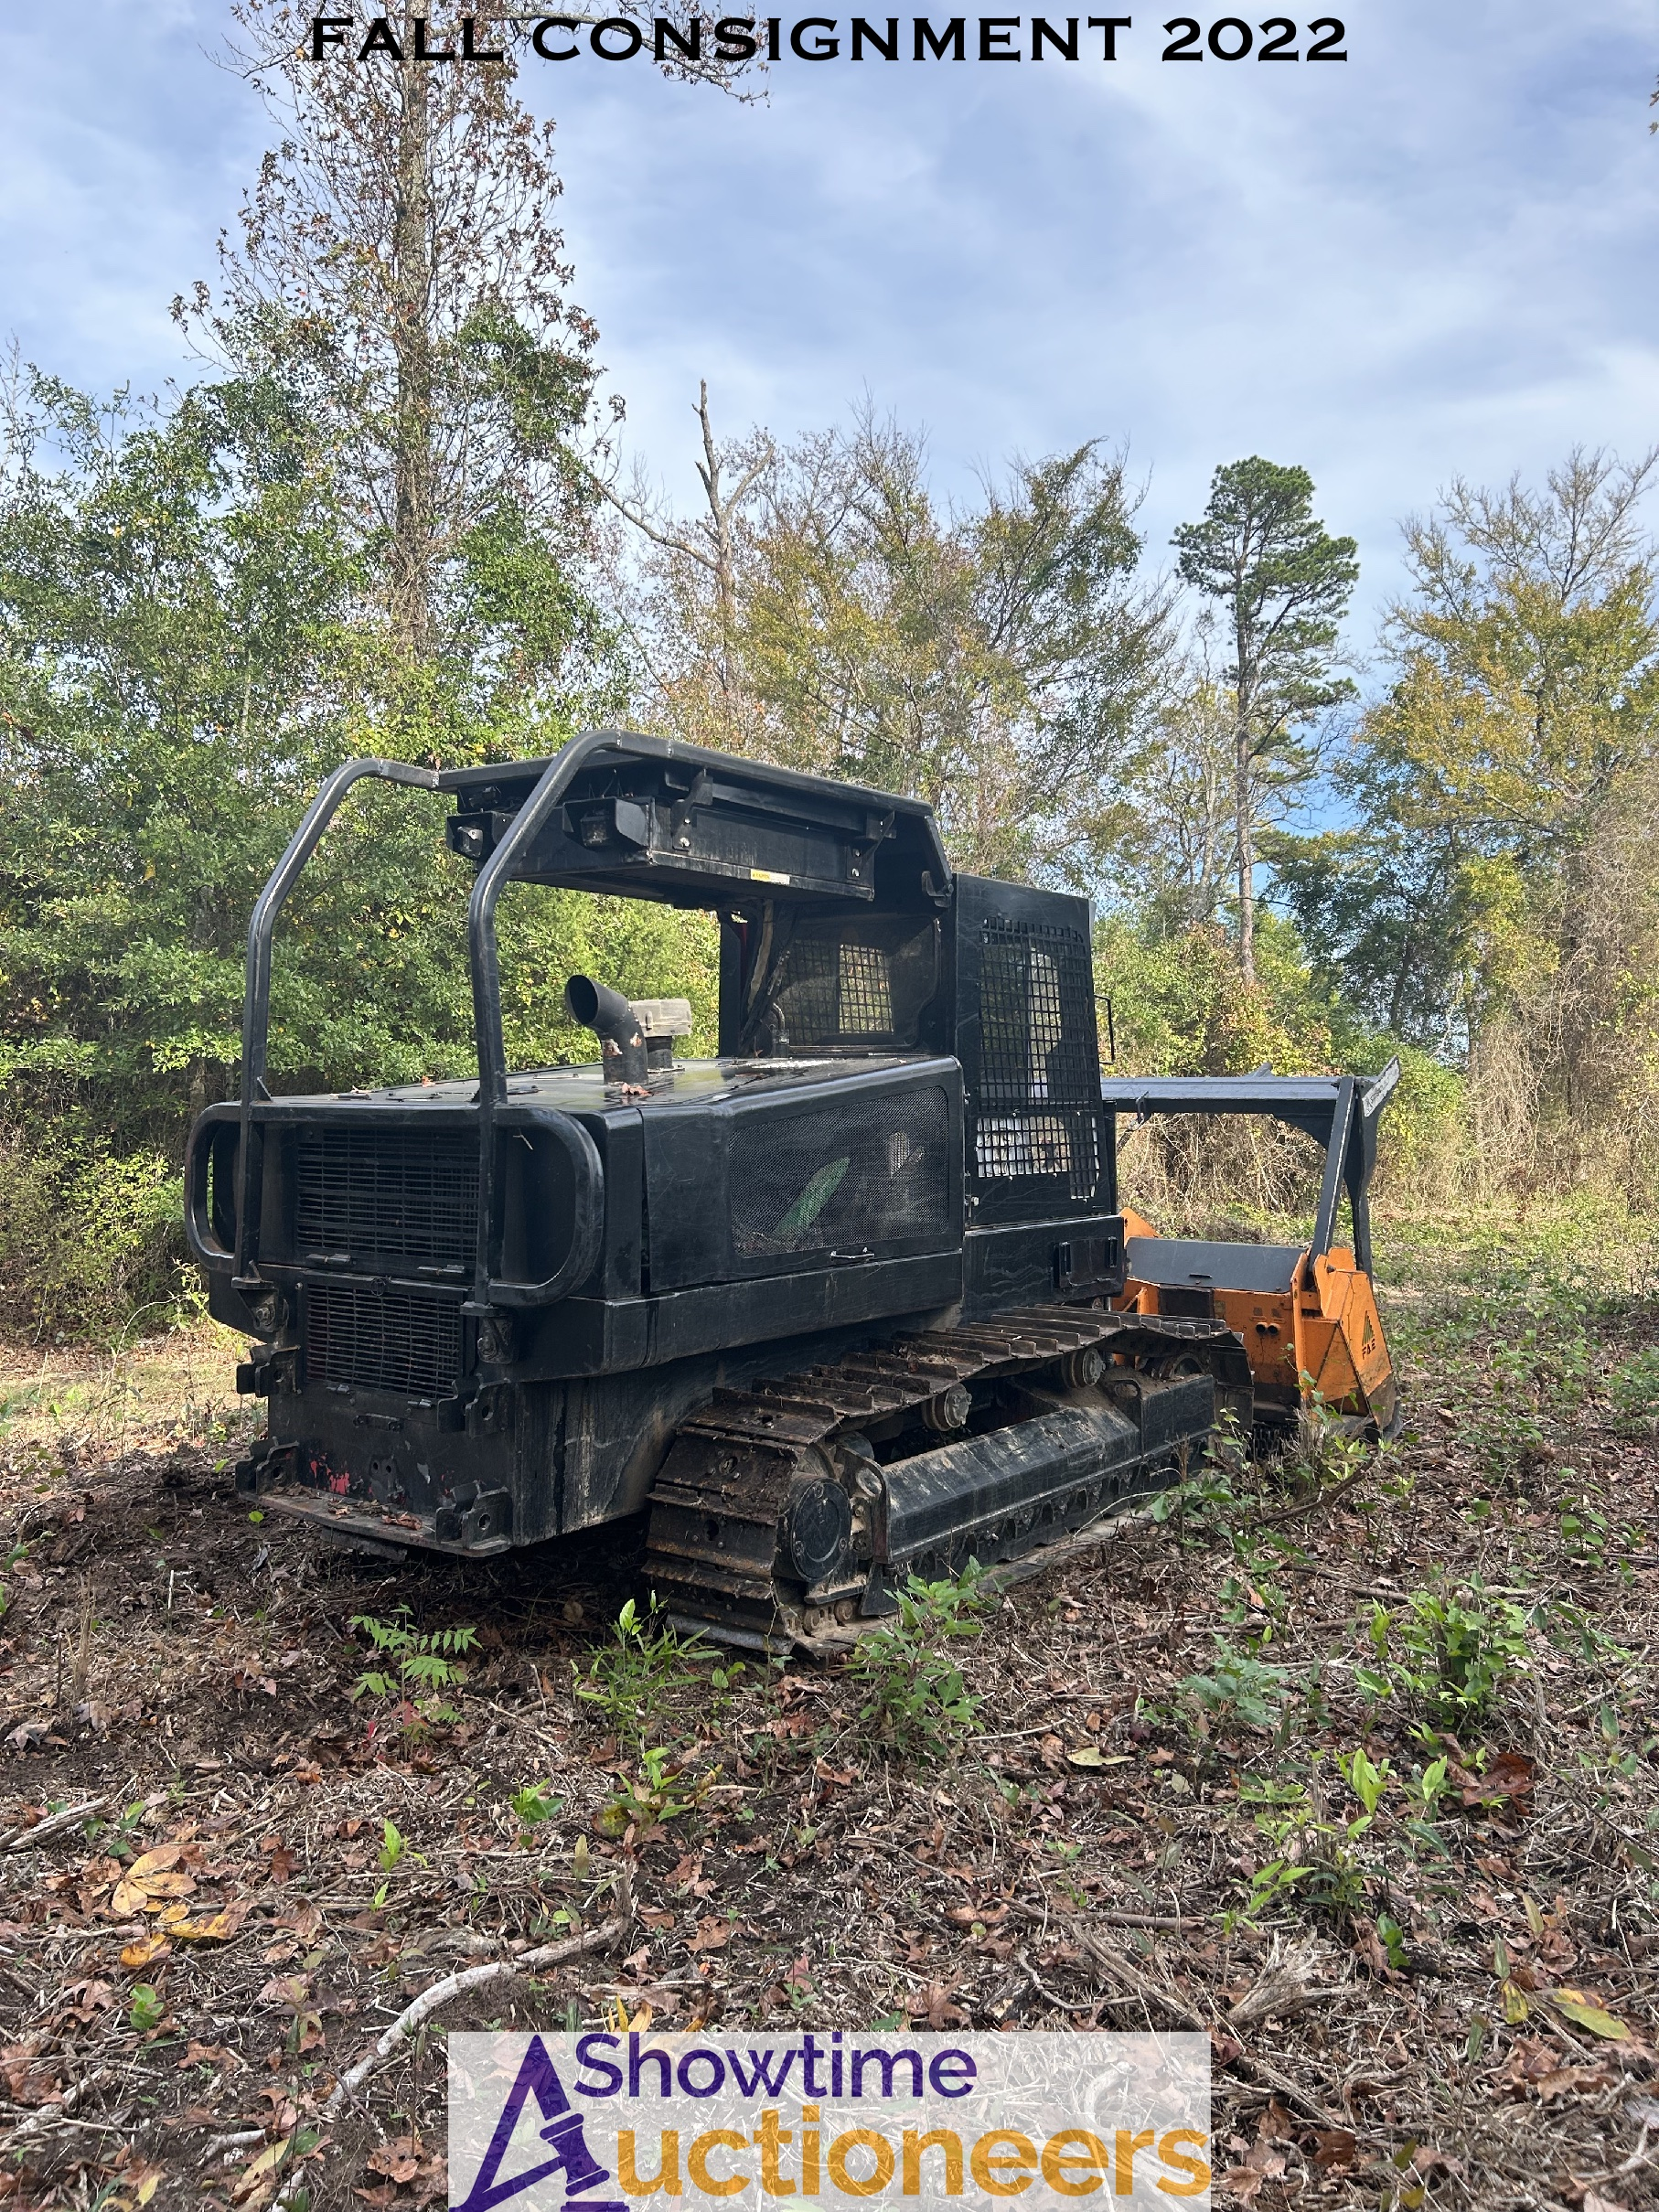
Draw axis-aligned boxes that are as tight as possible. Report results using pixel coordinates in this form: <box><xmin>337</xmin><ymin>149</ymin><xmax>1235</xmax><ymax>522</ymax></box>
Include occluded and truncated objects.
<box><xmin>128</xmin><ymin>1983</ymin><xmax>166</xmax><ymax>2034</ymax></box>
<box><xmin>1270</xmin><ymin>453</ymin><xmax>1659</xmax><ymax>1190</ymax></box>
<box><xmin>846</xmin><ymin>1563</ymin><xmax>987</xmax><ymax>1763</ymax></box>
<box><xmin>509</xmin><ymin>1781</ymin><xmax>563</xmax><ymax>1833</ymax></box>
<box><xmin>1607</xmin><ymin>1346</ymin><xmax>1659</xmax><ymax>1437</ymax></box>
<box><xmin>1179</xmin><ymin>1640</ymin><xmax>1291</xmax><ymax>1737</ymax></box>
<box><xmin>1365</xmin><ymin>1583</ymin><xmax>1532</xmax><ymax>1730</ymax></box>
<box><xmin>349</xmin><ymin>1608</ymin><xmax>478</xmax><ymax>1727</ymax></box>
<box><xmin>0</xmin><ymin>358</ymin><xmax>712</xmax><ymax>1333</ymax></box>
<box><xmin>597</xmin><ymin>1744</ymin><xmax>712</xmax><ymax>1840</ymax></box>
<box><xmin>573</xmin><ymin>1598</ymin><xmax>706</xmax><ymax>1747</ymax></box>
<box><xmin>1336</xmin><ymin>1745</ymin><xmax>1392</xmax><ymax>1816</ymax></box>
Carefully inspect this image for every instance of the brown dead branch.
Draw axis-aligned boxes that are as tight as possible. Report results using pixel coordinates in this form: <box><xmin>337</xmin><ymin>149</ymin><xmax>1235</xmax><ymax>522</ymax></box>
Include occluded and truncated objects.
<box><xmin>320</xmin><ymin>1916</ymin><xmax>626</xmax><ymax>2120</ymax></box>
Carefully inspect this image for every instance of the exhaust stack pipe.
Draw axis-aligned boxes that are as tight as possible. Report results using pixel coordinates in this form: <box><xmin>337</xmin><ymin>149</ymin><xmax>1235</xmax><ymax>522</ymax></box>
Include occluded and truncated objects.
<box><xmin>564</xmin><ymin>974</ymin><xmax>648</xmax><ymax>1085</ymax></box>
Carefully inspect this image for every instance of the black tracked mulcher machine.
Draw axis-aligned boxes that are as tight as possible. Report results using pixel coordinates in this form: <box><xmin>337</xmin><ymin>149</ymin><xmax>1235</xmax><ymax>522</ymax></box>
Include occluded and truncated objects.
<box><xmin>186</xmin><ymin>732</ymin><xmax>1254</xmax><ymax>1651</ymax></box>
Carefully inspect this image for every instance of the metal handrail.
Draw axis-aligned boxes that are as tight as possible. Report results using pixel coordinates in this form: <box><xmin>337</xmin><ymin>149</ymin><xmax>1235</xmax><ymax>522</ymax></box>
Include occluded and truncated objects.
<box><xmin>464</xmin><ymin>730</ymin><xmax>624</xmax><ymax>1306</ymax></box>
<box><xmin>235</xmin><ymin>757</ymin><xmax>442</xmax><ymax>1280</ymax></box>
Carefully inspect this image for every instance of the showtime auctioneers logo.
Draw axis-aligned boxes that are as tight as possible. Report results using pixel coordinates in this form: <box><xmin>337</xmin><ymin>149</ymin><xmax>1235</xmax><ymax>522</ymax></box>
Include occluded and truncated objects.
<box><xmin>450</xmin><ymin>2032</ymin><xmax>1211</xmax><ymax>2211</ymax></box>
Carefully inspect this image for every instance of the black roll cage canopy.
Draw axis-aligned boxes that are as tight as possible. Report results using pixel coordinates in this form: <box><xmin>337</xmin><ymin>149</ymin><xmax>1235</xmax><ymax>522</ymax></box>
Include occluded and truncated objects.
<box><xmin>233</xmin><ymin>729</ymin><xmax>953</xmax><ymax>1314</ymax></box>
<box><xmin>1098</xmin><ymin>1060</ymin><xmax>1401</xmax><ymax>1279</ymax></box>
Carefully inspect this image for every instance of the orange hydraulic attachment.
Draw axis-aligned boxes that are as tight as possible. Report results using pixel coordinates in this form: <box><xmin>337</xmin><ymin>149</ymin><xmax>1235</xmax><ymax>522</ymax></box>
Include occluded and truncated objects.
<box><xmin>1113</xmin><ymin>1211</ymin><xmax>1396</xmax><ymax>1433</ymax></box>
<box><xmin>1099</xmin><ymin>1061</ymin><xmax>1401</xmax><ymax>1436</ymax></box>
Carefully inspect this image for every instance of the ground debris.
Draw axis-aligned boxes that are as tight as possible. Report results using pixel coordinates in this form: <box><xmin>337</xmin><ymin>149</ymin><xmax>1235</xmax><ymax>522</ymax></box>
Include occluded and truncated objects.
<box><xmin>2</xmin><ymin>1241</ymin><xmax>1658</xmax><ymax>2205</ymax></box>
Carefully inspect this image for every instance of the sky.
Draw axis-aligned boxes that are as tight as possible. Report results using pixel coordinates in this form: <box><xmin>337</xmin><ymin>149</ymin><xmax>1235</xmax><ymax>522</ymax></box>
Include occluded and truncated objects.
<box><xmin>1</xmin><ymin>1</ymin><xmax>1656</xmax><ymax>650</ymax></box>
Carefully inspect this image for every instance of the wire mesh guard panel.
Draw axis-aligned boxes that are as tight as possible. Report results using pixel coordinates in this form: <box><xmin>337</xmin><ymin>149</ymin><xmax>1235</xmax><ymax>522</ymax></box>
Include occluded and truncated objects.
<box><xmin>763</xmin><ymin>919</ymin><xmax>938</xmax><ymax>1049</ymax></box>
<box><xmin>295</xmin><ymin>1127</ymin><xmax>478</xmax><ymax>1267</ymax></box>
<box><xmin>304</xmin><ymin>1282</ymin><xmax>464</xmax><ymax>1397</ymax></box>
<box><xmin>975</xmin><ymin>1108</ymin><xmax>1100</xmax><ymax>1198</ymax></box>
<box><xmin>975</xmin><ymin>922</ymin><xmax>1101</xmax><ymax>1197</ymax></box>
<box><xmin>732</xmin><ymin>1085</ymin><xmax>952</xmax><ymax>1259</ymax></box>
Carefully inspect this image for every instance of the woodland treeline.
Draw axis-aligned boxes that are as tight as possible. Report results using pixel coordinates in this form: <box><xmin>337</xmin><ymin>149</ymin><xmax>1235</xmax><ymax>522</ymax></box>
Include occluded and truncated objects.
<box><xmin>2</xmin><ymin>2</ymin><xmax>1656</xmax><ymax>1330</ymax></box>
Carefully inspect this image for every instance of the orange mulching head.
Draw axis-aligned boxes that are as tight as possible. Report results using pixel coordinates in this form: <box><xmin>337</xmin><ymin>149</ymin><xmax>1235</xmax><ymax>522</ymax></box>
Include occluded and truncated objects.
<box><xmin>1099</xmin><ymin>1063</ymin><xmax>1401</xmax><ymax>1436</ymax></box>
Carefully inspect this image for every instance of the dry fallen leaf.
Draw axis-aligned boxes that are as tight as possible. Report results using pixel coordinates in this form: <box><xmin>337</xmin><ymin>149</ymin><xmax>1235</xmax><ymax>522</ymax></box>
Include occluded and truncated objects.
<box><xmin>368</xmin><ymin>2139</ymin><xmax>422</xmax><ymax>2185</ymax></box>
<box><xmin>1066</xmin><ymin>1747</ymin><xmax>1132</xmax><ymax>1769</ymax></box>
<box><xmin>173</xmin><ymin>1901</ymin><xmax>250</xmax><ymax>1945</ymax></box>
<box><xmin>231</xmin><ymin>2136</ymin><xmax>292</xmax><ymax>2207</ymax></box>
<box><xmin>119</xmin><ymin>1934</ymin><xmax>173</xmax><ymax>1972</ymax></box>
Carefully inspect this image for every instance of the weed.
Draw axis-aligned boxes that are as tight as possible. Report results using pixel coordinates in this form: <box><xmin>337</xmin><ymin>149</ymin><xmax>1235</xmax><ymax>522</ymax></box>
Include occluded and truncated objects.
<box><xmin>349</xmin><ymin>1609</ymin><xmax>477</xmax><ymax>1728</ymax></box>
<box><xmin>371</xmin><ymin>1817</ymin><xmax>427</xmax><ymax>1905</ymax></box>
<box><xmin>1249</xmin><ymin>1802</ymin><xmax>1370</xmax><ymax>1926</ymax></box>
<box><xmin>1362</xmin><ymin>1582</ymin><xmax>1530</xmax><ymax>1729</ymax></box>
<box><xmin>1150</xmin><ymin>1416</ymin><xmax>1253</xmax><ymax>1536</ymax></box>
<box><xmin>128</xmin><ymin>1983</ymin><xmax>166</xmax><ymax>2033</ymax></box>
<box><xmin>574</xmin><ymin>1598</ymin><xmax>704</xmax><ymax>1747</ymax></box>
<box><xmin>89</xmin><ymin>1799</ymin><xmax>147</xmax><ymax>1860</ymax></box>
<box><xmin>1179</xmin><ymin>1640</ymin><xmax>1291</xmax><ymax>1738</ymax></box>
<box><xmin>846</xmin><ymin>1563</ymin><xmax>986</xmax><ymax>1762</ymax></box>
<box><xmin>1607</xmin><ymin>1346</ymin><xmax>1659</xmax><ymax>1437</ymax></box>
<box><xmin>1375</xmin><ymin>1910</ymin><xmax>1410</xmax><ymax>1972</ymax></box>
<box><xmin>509</xmin><ymin>1781</ymin><xmax>563</xmax><ymax>1838</ymax></box>
<box><xmin>1336</xmin><ymin>1746</ymin><xmax>1392</xmax><ymax>1815</ymax></box>
<box><xmin>1398</xmin><ymin>1584</ymin><xmax>1530</xmax><ymax>1728</ymax></box>
<box><xmin>596</xmin><ymin>1745</ymin><xmax>713</xmax><ymax>1840</ymax></box>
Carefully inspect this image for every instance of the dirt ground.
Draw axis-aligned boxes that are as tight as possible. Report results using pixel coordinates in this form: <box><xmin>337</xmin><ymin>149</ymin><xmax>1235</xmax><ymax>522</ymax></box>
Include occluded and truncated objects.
<box><xmin>1</xmin><ymin>1223</ymin><xmax>1657</xmax><ymax>2211</ymax></box>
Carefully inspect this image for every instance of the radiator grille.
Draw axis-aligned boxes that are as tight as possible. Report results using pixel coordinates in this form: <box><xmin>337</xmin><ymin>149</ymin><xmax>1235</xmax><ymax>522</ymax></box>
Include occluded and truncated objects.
<box><xmin>733</xmin><ymin>1086</ymin><xmax>951</xmax><ymax>1259</ymax></box>
<box><xmin>304</xmin><ymin>1283</ymin><xmax>464</xmax><ymax>1397</ymax></box>
<box><xmin>295</xmin><ymin>1127</ymin><xmax>477</xmax><ymax>1266</ymax></box>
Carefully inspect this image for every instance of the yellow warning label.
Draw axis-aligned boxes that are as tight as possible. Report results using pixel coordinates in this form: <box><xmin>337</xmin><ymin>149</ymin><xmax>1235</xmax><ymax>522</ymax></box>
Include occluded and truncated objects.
<box><xmin>750</xmin><ymin>869</ymin><xmax>792</xmax><ymax>884</ymax></box>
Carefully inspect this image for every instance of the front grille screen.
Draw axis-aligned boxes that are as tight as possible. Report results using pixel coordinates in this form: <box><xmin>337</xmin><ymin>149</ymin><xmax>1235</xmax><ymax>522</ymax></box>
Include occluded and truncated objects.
<box><xmin>295</xmin><ymin>1127</ymin><xmax>477</xmax><ymax>1266</ymax></box>
<box><xmin>732</xmin><ymin>1085</ymin><xmax>951</xmax><ymax>1260</ymax></box>
<box><xmin>975</xmin><ymin>921</ymin><xmax>1103</xmax><ymax>1198</ymax></box>
<box><xmin>304</xmin><ymin>1283</ymin><xmax>464</xmax><ymax>1397</ymax></box>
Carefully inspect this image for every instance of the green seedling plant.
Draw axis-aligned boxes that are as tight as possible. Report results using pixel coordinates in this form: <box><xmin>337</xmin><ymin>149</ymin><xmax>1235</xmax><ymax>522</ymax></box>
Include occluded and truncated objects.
<box><xmin>1337</xmin><ymin>1745</ymin><xmax>1392</xmax><ymax>1818</ymax></box>
<box><xmin>349</xmin><ymin>1609</ymin><xmax>478</xmax><ymax>1728</ymax></box>
<box><xmin>575</xmin><ymin>1598</ymin><xmax>704</xmax><ymax>1747</ymax></box>
<box><xmin>509</xmin><ymin>1781</ymin><xmax>563</xmax><ymax>1843</ymax></box>
<box><xmin>597</xmin><ymin>1744</ymin><xmax>713</xmax><ymax>1840</ymax></box>
<box><xmin>1179</xmin><ymin>1640</ymin><xmax>1291</xmax><ymax>1740</ymax></box>
<box><xmin>1360</xmin><ymin>1583</ymin><xmax>1530</xmax><ymax>1731</ymax></box>
<box><xmin>1150</xmin><ymin>1413</ymin><xmax>1251</xmax><ymax>1536</ymax></box>
<box><xmin>372</xmin><ymin>1817</ymin><xmax>427</xmax><ymax>1905</ymax></box>
<box><xmin>847</xmin><ymin>1562</ymin><xmax>987</xmax><ymax>1763</ymax></box>
<box><xmin>128</xmin><ymin>1983</ymin><xmax>166</xmax><ymax>2034</ymax></box>
<box><xmin>90</xmin><ymin>1799</ymin><xmax>147</xmax><ymax>1859</ymax></box>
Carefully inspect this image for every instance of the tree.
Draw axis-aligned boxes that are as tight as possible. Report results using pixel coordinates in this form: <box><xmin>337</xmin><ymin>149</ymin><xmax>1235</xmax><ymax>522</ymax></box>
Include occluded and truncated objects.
<box><xmin>1272</xmin><ymin>449</ymin><xmax>1659</xmax><ymax>1181</ymax></box>
<box><xmin>616</xmin><ymin>401</ymin><xmax>1175</xmax><ymax>880</ymax></box>
<box><xmin>181</xmin><ymin>2</ymin><xmax>609</xmax><ymax>713</ymax></box>
<box><xmin>1172</xmin><ymin>458</ymin><xmax>1358</xmax><ymax>984</ymax></box>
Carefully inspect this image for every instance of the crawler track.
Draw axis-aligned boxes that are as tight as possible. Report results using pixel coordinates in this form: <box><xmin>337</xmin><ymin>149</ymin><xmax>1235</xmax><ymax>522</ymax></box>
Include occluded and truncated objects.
<box><xmin>642</xmin><ymin>1304</ymin><xmax>1251</xmax><ymax>1651</ymax></box>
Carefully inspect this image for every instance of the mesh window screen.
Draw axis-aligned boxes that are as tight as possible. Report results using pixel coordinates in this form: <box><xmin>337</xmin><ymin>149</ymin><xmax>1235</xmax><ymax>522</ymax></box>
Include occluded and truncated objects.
<box><xmin>974</xmin><ymin>920</ymin><xmax>1102</xmax><ymax>1199</ymax></box>
<box><xmin>732</xmin><ymin>1085</ymin><xmax>951</xmax><ymax>1260</ymax></box>
<box><xmin>754</xmin><ymin>917</ymin><xmax>938</xmax><ymax>1051</ymax></box>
